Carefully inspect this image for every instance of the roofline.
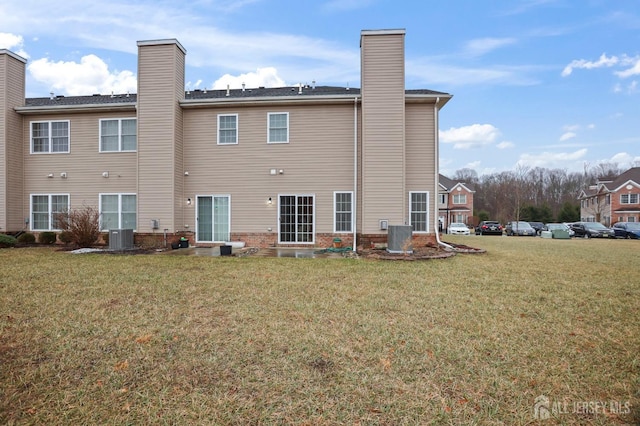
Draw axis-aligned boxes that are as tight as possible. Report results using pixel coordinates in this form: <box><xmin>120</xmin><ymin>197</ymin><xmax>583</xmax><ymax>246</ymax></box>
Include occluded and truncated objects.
<box><xmin>0</xmin><ymin>49</ymin><xmax>28</xmax><ymax>63</ymax></box>
<box><xmin>612</xmin><ymin>179</ymin><xmax>640</xmax><ymax>192</ymax></box>
<box><xmin>137</xmin><ymin>38</ymin><xmax>186</xmax><ymax>55</ymax></box>
<box><xmin>361</xmin><ymin>29</ymin><xmax>406</xmax><ymax>36</ymax></box>
<box><xmin>15</xmin><ymin>102</ymin><xmax>137</xmax><ymax>115</ymax></box>
<box><xmin>181</xmin><ymin>94</ymin><xmax>360</xmax><ymax>108</ymax></box>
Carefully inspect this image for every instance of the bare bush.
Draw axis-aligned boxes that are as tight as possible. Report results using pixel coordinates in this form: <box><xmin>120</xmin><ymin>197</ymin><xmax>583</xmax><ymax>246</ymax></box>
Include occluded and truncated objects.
<box><xmin>55</xmin><ymin>206</ymin><xmax>101</xmax><ymax>248</ymax></box>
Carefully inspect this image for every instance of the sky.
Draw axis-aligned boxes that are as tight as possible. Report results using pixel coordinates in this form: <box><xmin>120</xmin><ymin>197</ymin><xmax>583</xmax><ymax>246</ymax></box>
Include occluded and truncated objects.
<box><xmin>1</xmin><ymin>0</ymin><xmax>639</xmax><ymax>177</ymax></box>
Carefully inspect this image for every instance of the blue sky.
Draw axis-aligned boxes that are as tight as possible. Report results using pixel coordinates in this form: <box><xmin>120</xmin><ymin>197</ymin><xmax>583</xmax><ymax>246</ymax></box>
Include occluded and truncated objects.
<box><xmin>1</xmin><ymin>0</ymin><xmax>639</xmax><ymax>176</ymax></box>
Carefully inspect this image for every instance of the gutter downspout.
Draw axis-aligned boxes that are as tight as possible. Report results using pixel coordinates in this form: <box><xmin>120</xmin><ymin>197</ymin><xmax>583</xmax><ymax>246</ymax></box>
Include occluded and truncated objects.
<box><xmin>434</xmin><ymin>97</ymin><xmax>453</xmax><ymax>250</ymax></box>
<box><xmin>353</xmin><ymin>96</ymin><xmax>358</xmax><ymax>252</ymax></box>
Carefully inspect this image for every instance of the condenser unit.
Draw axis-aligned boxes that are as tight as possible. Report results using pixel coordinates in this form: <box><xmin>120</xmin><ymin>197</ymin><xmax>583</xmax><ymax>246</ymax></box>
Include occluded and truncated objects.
<box><xmin>109</xmin><ymin>229</ymin><xmax>134</xmax><ymax>250</ymax></box>
<box><xmin>387</xmin><ymin>225</ymin><xmax>413</xmax><ymax>254</ymax></box>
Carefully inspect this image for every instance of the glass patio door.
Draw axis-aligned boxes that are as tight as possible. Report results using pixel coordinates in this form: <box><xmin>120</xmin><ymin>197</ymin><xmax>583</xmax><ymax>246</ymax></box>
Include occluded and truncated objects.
<box><xmin>196</xmin><ymin>195</ymin><xmax>230</xmax><ymax>242</ymax></box>
<box><xmin>279</xmin><ymin>195</ymin><xmax>314</xmax><ymax>243</ymax></box>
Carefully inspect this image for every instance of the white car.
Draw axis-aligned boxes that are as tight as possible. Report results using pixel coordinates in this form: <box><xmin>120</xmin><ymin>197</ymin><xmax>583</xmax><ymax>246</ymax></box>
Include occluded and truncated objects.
<box><xmin>447</xmin><ymin>222</ymin><xmax>470</xmax><ymax>235</ymax></box>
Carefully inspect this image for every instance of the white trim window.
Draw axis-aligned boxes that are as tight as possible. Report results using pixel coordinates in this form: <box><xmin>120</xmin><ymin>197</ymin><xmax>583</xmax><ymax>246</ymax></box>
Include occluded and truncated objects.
<box><xmin>217</xmin><ymin>114</ymin><xmax>238</xmax><ymax>145</ymax></box>
<box><xmin>100</xmin><ymin>118</ymin><xmax>137</xmax><ymax>152</ymax></box>
<box><xmin>409</xmin><ymin>191</ymin><xmax>430</xmax><ymax>233</ymax></box>
<box><xmin>100</xmin><ymin>194</ymin><xmax>137</xmax><ymax>230</ymax></box>
<box><xmin>267</xmin><ymin>112</ymin><xmax>289</xmax><ymax>143</ymax></box>
<box><xmin>438</xmin><ymin>193</ymin><xmax>446</xmax><ymax>205</ymax></box>
<box><xmin>30</xmin><ymin>194</ymin><xmax>69</xmax><ymax>230</ymax></box>
<box><xmin>620</xmin><ymin>193</ymin><xmax>639</xmax><ymax>204</ymax></box>
<box><xmin>452</xmin><ymin>193</ymin><xmax>467</xmax><ymax>204</ymax></box>
<box><xmin>30</xmin><ymin>120</ymin><xmax>70</xmax><ymax>153</ymax></box>
<box><xmin>334</xmin><ymin>191</ymin><xmax>353</xmax><ymax>233</ymax></box>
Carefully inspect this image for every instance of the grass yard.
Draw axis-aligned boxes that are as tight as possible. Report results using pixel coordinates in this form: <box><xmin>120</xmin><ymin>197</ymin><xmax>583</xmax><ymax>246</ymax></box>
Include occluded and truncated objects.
<box><xmin>1</xmin><ymin>237</ymin><xmax>638</xmax><ymax>425</ymax></box>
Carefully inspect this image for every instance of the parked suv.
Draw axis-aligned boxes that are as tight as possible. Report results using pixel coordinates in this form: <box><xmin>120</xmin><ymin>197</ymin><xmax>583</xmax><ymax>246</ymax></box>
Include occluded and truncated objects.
<box><xmin>505</xmin><ymin>221</ymin><xmax>536</xmax><ymax>236</ymax></box>
<box><xmin>570</xmin><ymin>222</ymin><xmax>615</xmax><ymax>238</ymax></box>
<box><xmin>528</xmin><ymin>222</ymin><xmax>544</xmax><ymax>236</ymax></box>
<box><xmin>475</xmin><ymin>221</ymin><xmax>503</xmax><ymax>235</ymax></box>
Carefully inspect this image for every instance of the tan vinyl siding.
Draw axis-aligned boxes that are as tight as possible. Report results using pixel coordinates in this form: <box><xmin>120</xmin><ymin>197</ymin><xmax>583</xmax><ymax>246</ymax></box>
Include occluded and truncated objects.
<box><xmin>137</xmin><ymin>41</ymin><xmax>184</xmax><ymax>233</ymax></box>
<box><xmin>406</xmin><ymin>103</ymin><xmax>436</xmax><ymax>232</ymax></box>
<box><xmin>22</xmin><ymin>112</ymin><xmax>137</xmax><ymax>224</ymax></box>
<box><xmin>360</xmin><ymin>30</ymin><xmax>406</xmax><ymax>234</ymax></box>
<box><xmin>1</xmin><ymin>53</ymin><xmax>26</xmax><ymax>231</ymax></box>
<box><xmin>183</xmin><ymin>103</ymin><xmax>356</xmax><ymax>233</ymax></box>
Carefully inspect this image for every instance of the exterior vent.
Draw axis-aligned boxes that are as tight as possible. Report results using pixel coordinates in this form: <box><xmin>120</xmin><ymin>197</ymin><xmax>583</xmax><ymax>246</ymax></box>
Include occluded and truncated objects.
<box><xmin>109</xmin><ymin>229</ymin><xmax>134</xmax><ymax>250</ymax></box>
<box><xmin>387</xmin><ymin>225</ymin><xmax>413</xmax><ymax>254</ymax></box>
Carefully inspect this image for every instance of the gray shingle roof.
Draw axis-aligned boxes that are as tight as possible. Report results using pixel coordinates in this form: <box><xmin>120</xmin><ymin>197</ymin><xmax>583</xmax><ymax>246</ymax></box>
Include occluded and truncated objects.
<box><xmin>24</xmin><ymin>85</ymin><xmax>450</xmax><ymax>107</ymax></box>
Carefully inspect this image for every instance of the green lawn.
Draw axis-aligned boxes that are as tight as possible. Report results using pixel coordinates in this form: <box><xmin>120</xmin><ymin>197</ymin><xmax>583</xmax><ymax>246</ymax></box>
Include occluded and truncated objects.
<box><xmin>1</xmin><ymin>237</ymin><xmax>638</xmax><ymax>425</ymax></box>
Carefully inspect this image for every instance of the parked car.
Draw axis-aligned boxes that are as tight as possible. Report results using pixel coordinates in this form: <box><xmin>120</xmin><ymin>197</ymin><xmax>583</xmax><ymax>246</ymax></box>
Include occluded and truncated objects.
<box><xmin>542</xmin><ymin>223</ymin><xmax>572</xmax><ymax>239</ymax></box>
<box><xmin>612</xmin><ymin>222</ymin><xmax>640</xmax><ymax>239</ymax></box>
<box><xmin>505</xmin><ymin>221</ymin><xmax>536</xmax><ymax>236</ymax></box>
<box><xmin>528</xmin><ymin>222</ymin><xmax>544</xmax><ymax>235</ymax></box>
<box><xmin>447</xmin><ymin>222</ymin><xmax>470</xmax><ymax>235</ymax></box>
<box><xmin>570</xmin><ymin>222</ymin><xmax>615</xmax><ymax>238</ymax></box>
<box><xmin>475</xmin><ymin>221</ymin><xmax>503</xmax><ymax>235</ymax></box>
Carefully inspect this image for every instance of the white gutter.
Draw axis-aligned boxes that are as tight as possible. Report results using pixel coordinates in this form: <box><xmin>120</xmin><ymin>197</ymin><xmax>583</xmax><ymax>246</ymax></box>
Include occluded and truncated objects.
<box><xmin>433</xmin><ymin>97</ymin><xmax>453</xmax><ymax>250</ymax></box>
<box><xmin>353</xmin><ymin>97</ymin><xmax>358</xmax><ymax>252</ymax></box>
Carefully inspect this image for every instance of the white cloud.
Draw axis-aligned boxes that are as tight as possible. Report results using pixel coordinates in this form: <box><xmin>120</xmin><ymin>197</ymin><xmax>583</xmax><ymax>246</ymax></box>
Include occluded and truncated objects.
<box><xmin>517</xmin><ymin>148</ymin><xmax>588</xmax><ymax>168</ymax></box>
<box><xmin>559</xmin><ymin>132</ymin><xmax>576</xmax><ymax>142</ymax></box>
<box><xmin>496</xmin><ymin>141</ymin><xmax>514</xmax><ymax>149</ymax></box>
<box><xmin>464</xmin><ymin>37</ymin><xmax>517</xmax><ymax>57</ymax></box>
<box><xmin>615</xmin><ymin>56</ymin><xmax>640</xmax><ymax>78</ymax></box>
<box><xmin>439</xmin><ymin>124</ymin><xmax>501</xmax><ymax>149</ymax></box>
<box><xmin>562</xmin><ymin>53</ymin><xmax>618</xmax><ymax>77</ymax></box>
<box><xmin>211</xmin><ymin>67</ymin><xmax>286</xmax><ymax>89</ymax></box>
<box><xmin>27</xmin><ymin>55</ymin><xmax>136</xmax><ymax>96</ymax></box>
<box><xmin>0</xmin><ymin>32</ymin><xmax>29</xmax><ymax>58</ymax></box>
<box><xmin>606</xmin><ymin>152</ymin><xmax>640</xmax><ymax>166</ymax></box>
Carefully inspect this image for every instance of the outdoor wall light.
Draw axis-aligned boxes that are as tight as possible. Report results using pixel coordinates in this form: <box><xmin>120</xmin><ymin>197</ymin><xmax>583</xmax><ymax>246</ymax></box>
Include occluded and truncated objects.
<box><xmin>102</xmin><ymin>171</ymin><xmax>109</xmax><ymax>178</ymax></box>
<box><xmin>267</xmin><ymin>197</ymin><xmax>273</xmax><ymax>205</ymax></box>
<box><xmin>187</xmin><ymin>198</ymin><xmax>192</xmax><ymax>206</ymax></box>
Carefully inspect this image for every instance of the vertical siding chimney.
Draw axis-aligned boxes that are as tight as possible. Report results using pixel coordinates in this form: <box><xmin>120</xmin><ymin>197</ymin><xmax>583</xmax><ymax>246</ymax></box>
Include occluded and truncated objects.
<box><xmin>359</xmin><ymin>29</ymin><xmax>407</xmax><ymax>234</ymax></box>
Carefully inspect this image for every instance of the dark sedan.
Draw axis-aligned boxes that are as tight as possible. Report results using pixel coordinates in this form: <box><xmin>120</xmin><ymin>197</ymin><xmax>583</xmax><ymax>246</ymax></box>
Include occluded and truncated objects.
<box><xmin>475</xmin><ymin>221</ymin><xmax>503</xmax><ymax>235</ymax></box>
<box><xmin>612</xmin><ymin>222</ymin><xmax>640</xmax><ymax>239</ymax></box>
<box><xmin>570</xmin><ymin>222</ymin><xmax>615</xmax><ymax>238</ymax></box>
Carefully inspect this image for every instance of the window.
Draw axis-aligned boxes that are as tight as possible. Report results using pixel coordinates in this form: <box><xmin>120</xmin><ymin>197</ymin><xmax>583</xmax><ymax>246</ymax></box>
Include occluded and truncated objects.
<box><xmin>629</xmin><ymin>217</ymin><xmax>636</xmax><ymax>222</ymax></box>
<box><xmin>31</xmin><ymin>194</ymin><xmax>69</xmax><ymax>230</ymax></box>
<box><xmin>605</xmin><ymin>194</ymin><xmax>610</xmax><ymax>205</ymax></box>
<box><xmin>31</xmin><ymin>121</ymin><xmax>69</xmax><ymax>153</ymax></box>
<box><xmin>268</xmin><ymin>112</ymin><xmax>289</xmax><ymax>143</ymax></box>
<box><xmin>452</xmin><ymin>194</ymin><xmax>467</xmax><ymax>204</ymax></box>
<box><xmin>438</xmin><ymin>194</ymin><xmax>446</xmax><ymax>205</ymax></box>
<box><xmin>217</xmin><ymin>114</ymin><xmax>238</xmax><ymax>145</ymax></box>
<box><xmin>100</xmin><ymin>118</ymin><xmax>136</xmax><ymax>152</ymax></box>
<box><xmin>334</xmin><ymin>192</ymin><xmax>353</xmax><ymax>232</ymax></box>
<box><xmin>100</xmin><ymin>194</ymin><xmax>137</xmax><ymax>230</ymax></box>
<box><xmin>620</xmin><ymin>193</ymin><xmax>639</xmax><ymax>204</ymax></box>
<box><xmin>455</xmin><ymin>214</ymin><xmax>466</xmax><ymax>223</ymax></box>
<box><xmin>409</xmin><ymin>191</ymin><xmax>429</xmax><ymax>232</ymax></box>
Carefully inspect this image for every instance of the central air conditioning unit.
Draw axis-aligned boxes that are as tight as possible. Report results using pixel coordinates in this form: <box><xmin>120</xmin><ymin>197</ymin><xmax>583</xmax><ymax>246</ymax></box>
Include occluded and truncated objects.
<box><xmin>109</xmin><ymin>229</ymin><xmax>134</xmax><ymax>250</ymax></box>
<box><xmin>387</xmin><ymin>225</ymin><xmax>413</xmax><ymax>254</ymax></box>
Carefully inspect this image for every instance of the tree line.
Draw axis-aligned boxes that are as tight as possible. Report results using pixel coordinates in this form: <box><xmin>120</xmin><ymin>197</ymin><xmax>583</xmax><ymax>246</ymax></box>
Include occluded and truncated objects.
<box><xmin>453</xmin><ymin>162</ymin><xmax>635</xmax><ymax>225</ymax></box>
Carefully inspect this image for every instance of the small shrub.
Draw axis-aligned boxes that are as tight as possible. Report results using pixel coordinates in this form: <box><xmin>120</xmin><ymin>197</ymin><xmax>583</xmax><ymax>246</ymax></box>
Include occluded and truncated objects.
<box><xmin>17</xmin><ymin>233</ymin><xmax>36</xmax><ymax>244</ymax></box>
<box><xmin>102</xmin><ymin>232</ymin><xmax>109</xmax><ymax>245</ymax></box>
<box><xmin>58</xmin><ymin>231</ymin><xmax>73</xmax><ymax>245</ymax></box>
<box><xmin>0</xmin><ymin>234</ymin><xmax>18</xmax><ymax>248</ymax></box>
<box><xmin>38</xmin><ymin>231</ymin><xmax>57</xmax><ymax>244</ymax></box>
<box><xmin>55</xmin><ymin>206</ymin><xmax>101</xmax><ymax>248</ymax></box>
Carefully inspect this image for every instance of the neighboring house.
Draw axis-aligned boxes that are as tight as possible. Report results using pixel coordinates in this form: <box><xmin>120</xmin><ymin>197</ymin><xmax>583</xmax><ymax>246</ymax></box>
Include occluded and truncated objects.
<box><xmin>438</xmin><ymin>174</ymin><xmax>475</xmax><ymax>231</ymax></box>
<box><xmin>0</xmin><ymin>29</ymin><xmax>452</xmax><ymax>249</ymax></box>
<box><xmin>578</xmin><ymin>167</ymin><xmax>640</xmax><ymax>226</ymax></box>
